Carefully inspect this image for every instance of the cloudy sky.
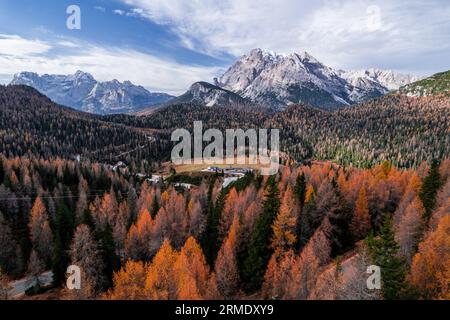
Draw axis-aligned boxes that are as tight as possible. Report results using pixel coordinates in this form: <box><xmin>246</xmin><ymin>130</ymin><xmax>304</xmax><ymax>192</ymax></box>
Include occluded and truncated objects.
<box><xmin>0</xmin><ymin>0</ymin><xmax>449</xmax><ymax>94</ymax></box>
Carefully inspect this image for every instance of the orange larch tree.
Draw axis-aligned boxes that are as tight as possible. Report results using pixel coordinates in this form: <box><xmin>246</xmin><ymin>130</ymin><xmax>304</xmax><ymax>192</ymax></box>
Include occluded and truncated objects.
<box><xmin>108</xmin><ymin>260</ymin><xmax>147</xmax><ymax>300</ymax></box>
<box><xmin>410</xmin><ymin>215</ymin><xmax>450</xmax><ymax>300</ymax></box>
<box><xmin>396</xmin><ymin>197</ymin><xmax>425</xmax><ymax>265</ymax></box>
<box><xmin>174</xmin><ymin>237</ymin><xmax>211</xmax><ymax>300</ymax></box>
<box><xmin>215</xmin><ymin>214</ymin><xmax>240</xmax><ymax>299</ymax></box>
<box><xmin>350</xmin><ymin>186</ymin><xmax>371</xmax><ymax>241</ymax></box>
<box><xmin>271</xmin><ymin>186</ymin><xmax>298</xmax><ymax>251</ymax></box>
<box><xmin>29</xmin><ymin>196</ymin><xmax>53</xmax><ymax>266</ymax></box>
<box><xmin>145</xmin><ymin>239</ymin><xmax>178</xmax><ymax>299</ymax></box>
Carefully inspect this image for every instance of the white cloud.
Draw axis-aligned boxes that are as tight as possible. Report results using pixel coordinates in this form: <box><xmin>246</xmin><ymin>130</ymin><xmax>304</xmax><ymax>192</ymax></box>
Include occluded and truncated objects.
<box><xmin>113</xmin><ymin>9</ymin><xmax>126</xmax><ymax>16</ymax></box>
<box><xmin>94</xmin><ymin>6</ymin><xmax>106</xmax><ymax>12</ymax></box>
<box><xmin>57</xmin><ymin>40</ymin><xmax>80</xmax><ymax>48</ymax></box>
<box><xmin>119</xmin><ymin>0</ymin><xmax>450</xmax><ymax>74</ymax></box>
<box><xmin>114</xmin><ymin>7</ymin><xmax>147</xmax><ymax>18</ymax></box>
<box><xmin>130</xmin><ymin>8</ymin><xmax>145</xmax><ymax>16</ymax></box>
<box><xmin>0</xmin><ymin>35</ymin><xmax>221</xmax><ymax>95</ymax></box>
<box><xmin>0</xmin><ymin>34</ymin><xmax>51</xmax><ymax>57</ymax></box>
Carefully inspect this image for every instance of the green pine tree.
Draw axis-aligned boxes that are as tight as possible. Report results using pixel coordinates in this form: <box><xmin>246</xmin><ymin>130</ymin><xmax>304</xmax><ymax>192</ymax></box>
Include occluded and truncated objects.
<box><xmin>98</xmin><ymin>223</ymin><xmax>119</xmax><ymax>290</ymax></box>
<box><xmin>302</xmin><ymin>191</ymin><xmax>317</xmax><ymax>241</ymax></box>
<box><xmin>419</xmin><ymin>160</ymin><xmax>442</xmax><ymax>222</ymax></box>
<box><xmin>80</xmin><ymin>208</ymin><xmax>95</xmax><ymax>230</ymax></box>
<box><xmin>0</xmin><ymin>158</ymin><xmax>4</xmax><ymax>184</ymax></box>
<box><xmin>295</xmin><ymin>172</ymin><xmax>307</xmax><ymax>209</ymax></box>
<box><xmin>51</xmin><ymin>234</ymin><xmax>67</xmax><ymax>286</ymax></box>
<box><xmin>201</xmin><ymin>187</ymin><xmax>226</xmax><ymax>266</ymax></box>
<box><xmin>242</xmin><ymin>175</ymin><xmax>280</xmax><ymax>293</ymax></box>
<box><xmin>368</xmin><ymin>215</ymin><xmax>407</xmax><ymax>300</ymax></box>
<box><xmin>51</xmin><ymin>202</ymin><xmax>74</xmax><ymax>286</ymax></box>
<box><xmin>151</xmin><ymin>194</ymin><xmax>160</xmax><ymax>219</ymax></box>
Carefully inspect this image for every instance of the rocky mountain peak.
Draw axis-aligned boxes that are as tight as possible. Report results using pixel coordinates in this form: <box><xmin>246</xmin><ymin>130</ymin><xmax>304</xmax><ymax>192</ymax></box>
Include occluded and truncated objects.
<box><xmin>10</xmin><ymin>71</ymin><xmax>174</xmax><ymax>114</ymax></box>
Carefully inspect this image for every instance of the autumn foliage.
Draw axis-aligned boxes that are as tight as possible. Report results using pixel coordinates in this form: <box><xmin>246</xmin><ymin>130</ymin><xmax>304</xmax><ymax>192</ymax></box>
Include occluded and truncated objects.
<box><xmin>0</xmin><ymin>155</ymin><xmax>448</xmax><ymax>300</ymax></box>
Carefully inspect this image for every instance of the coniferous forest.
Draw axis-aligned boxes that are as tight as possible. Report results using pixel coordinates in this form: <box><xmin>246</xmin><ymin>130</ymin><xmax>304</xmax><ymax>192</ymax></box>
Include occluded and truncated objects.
<box><xmin>0</xmin><ymin>84</ymin><xmax>448</xmax><ymax>301</ymax></box>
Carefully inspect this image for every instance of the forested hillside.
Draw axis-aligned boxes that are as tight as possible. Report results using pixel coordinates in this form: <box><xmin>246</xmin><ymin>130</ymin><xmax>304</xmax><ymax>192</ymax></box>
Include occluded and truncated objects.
<box><xmin>270</xmin><ymin>94</ymin><xmax>450</xmax><ymax>167</ymax></box>
<box><xmin>1</xmin><ymin>85</ymin><xmax>448</xmax><ymax>170</ymax></box>
<box><xmin>399</xmin><ymin>70</ymin><xmax>450</xmax><ymax>97</ymax></box>
<box><xmin>0</xmin><ymin>85</ymin><xmax>170</xmax><ymax>166</ymax></box>
<box><xmin>0</xmin><ymin>156</ymin><xmax>448</xmax><ymax>300</ymax></box>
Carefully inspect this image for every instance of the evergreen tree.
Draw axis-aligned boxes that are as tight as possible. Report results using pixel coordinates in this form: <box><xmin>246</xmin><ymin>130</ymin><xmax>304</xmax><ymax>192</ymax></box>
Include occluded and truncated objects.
<box><xmin>295</xmin><ymin>172</ymin><xmax>307</xmax><ymax>209</ymax></box>
<box><xmin>98</xmin><ymin>223</ymin><xmax>119</xmax><ymax>289</ymax></box>
<box><xmin>127</xmin><ymin>187</ymin><xmax>138</xmax><ymax>227</ymax></box>
<box><xmin>151</xmin><ymin>194</ymin><xmax>160</xmax><ymax>219</ymax></box>
<box><xmin>299</xmin><ymin>187</ymin><xmax>316</xmax><ymax>245</ymax></box>
<box><xmin>368</xmin><ymin>215</ymin><xmax>407</xmax><ymax>300</ymax></box>
<box><xmin>0</xmin><ymin>158</ymin><xmax>4</xmax><ymax>184</ymax></box>
<box><xmin>242</xmin><ymin>176</ymin><xmax>280</xmax><ymax>293</ymax></box>
<box><xmin>419</xmin><ymin>160</ymin><xmax>442</xmax><ymax>222</ymax></box>
<box><xmin>0</xmin><ymin>212</ymin><xmax>17</xmax><ymax>275</ymax></box>
<box><xmin>51</xmin><ymin>202</ymin><xmax>74</xmax><ymax>286</ymax></box>
<box><xmin>202</xmin><ymin>188</ymin><xmax>227</xmax><ymax>266</ymax></box>
<box><xmin>51</xmin><ymin>233</ymin><xmax>67</xmax><ymax>286</ymax></box>
<box><xmin>81</xmin><ymin>208</ymin><xmax>95</xmax><ymax>230</ymax></box>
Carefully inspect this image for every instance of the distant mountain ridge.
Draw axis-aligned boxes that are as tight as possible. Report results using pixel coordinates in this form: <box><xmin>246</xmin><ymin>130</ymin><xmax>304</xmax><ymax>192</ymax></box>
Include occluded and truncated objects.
<box><xmin>10</xmin><ymin>71</ymin><xmax>174</xmax><ymax>114</ymax></box>
<box><xmin>169</xmin><ymin>81</ymin><xmax>250</xmax><ymax>107</ymax></box>
<box><xmin>212</xmin><ymin>48</ymin><xmax>421</xmax><ymax>110</ymax></box>
<box><xmin>10</xmin><ymin>49</ymin><xmax>423</xmax><ymax>113</ymax></box>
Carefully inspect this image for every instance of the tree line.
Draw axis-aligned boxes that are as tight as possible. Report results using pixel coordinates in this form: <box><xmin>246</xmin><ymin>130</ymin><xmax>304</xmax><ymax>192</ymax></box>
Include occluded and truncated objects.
<box><xmin>0</xmin><ymin>155</ymin><xmax>448</xmax><ymax>300</ymax></box>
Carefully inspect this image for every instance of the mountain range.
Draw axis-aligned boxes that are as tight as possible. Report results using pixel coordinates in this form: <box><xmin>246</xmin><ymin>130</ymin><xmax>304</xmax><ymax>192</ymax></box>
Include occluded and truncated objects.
<box><xmin>1</xmin><ymin>68</ymin><xmax>448</xmax><ymax>167</ymax></box>
<box><xmin>10</xmin><ymin>48</ymin><xmax>422</xmax><ymax>113</ymax></box>
<box><xmin>10</xmin><ymin>71</ymin><xmax>174</xmax><ymax>114</ymax></box>
<box><xmin>210</xmin><ymin>49</ymin><xmax>420</xmax><ymax>110</ymax></box>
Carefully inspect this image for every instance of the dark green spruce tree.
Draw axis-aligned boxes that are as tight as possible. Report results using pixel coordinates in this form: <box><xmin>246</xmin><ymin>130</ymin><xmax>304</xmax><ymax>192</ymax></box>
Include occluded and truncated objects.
<box><xmin>51</xmin><ymin>202</ymin><xmax>74</xmax><ymax>286</ymax></box>
<box><xmin>242</xmin><ymin>175</ymin><xmax>280</xmax><ymax>293</ymax></box>
<box><xmin>201</xmin><ymin>187</ymin><xmax>226</xmax><ymax>266</ymax></box>
<box><xmin>0</xmin><ymin>158</ymin><xmax>4</xmax><ymax>184</ymax></box>
<box><xmin>295</xmin><ymin>172</ymin><xmax>307</xmax><ymax>209</ymax></box>
<box><xmin>367</xmin><ymin>215</ymin><xmax>407</xmax><ymax>300</ymax></box>
<box><xmin>419</xmin><ymin>160</ymin><xmax>442</xmax><ymax>222</ymax></box>
<box><xmin>151</xmin><ymin>194</ymin><xmax>160</xmax><ymax>219</ymax></box>
<box><xmin>80</xmin><ymin>208</ymin><xmax>95</xmax><ymax>230</ymax></box>
<box><xmin>294</xmin><ymin>172</ymin><xmax>308</xmax><ymax>250</ymax></box>
<box><xmin>98</xmin><ymin>223</ymin><xmax>119</xmax><ymax>289</ymax></box>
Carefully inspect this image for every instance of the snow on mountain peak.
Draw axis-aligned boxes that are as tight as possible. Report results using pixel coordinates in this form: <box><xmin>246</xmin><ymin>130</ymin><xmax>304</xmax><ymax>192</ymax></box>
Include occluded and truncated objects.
<box><xmin>10</xmin><ymin>71</ymin><xmax>174</xmax><ymax>114</ymax></box>
<box><xmin>340</xmin><ymin>68</ymin><xmax>421</xmax><ymax>91</ymax></box>
<box><xmin>216</xmin><ymin>48</ymin><xmax>420</xmax><ymax>109</ymax></box>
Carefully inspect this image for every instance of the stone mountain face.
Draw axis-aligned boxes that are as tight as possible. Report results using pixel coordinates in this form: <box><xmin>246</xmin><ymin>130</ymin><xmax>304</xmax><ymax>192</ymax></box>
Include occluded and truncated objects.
<box><xmin>213</xmin><ymin>48</ymin><xmax>420</xmax><ymax>110</ymax></box>
<box><xmin>170</xmin><ymin>81</ymin><xmax>249</xmax><ymax>107</ymax></box>
<box><xmin>339</xmin><ymin>68</ymin><xmax>421</xmax><ymax>103</ymax></box>
<box><xmin>10</xmin><ymin>71</ymin><xmax>174</xmax><ymax>114</ymax></box>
